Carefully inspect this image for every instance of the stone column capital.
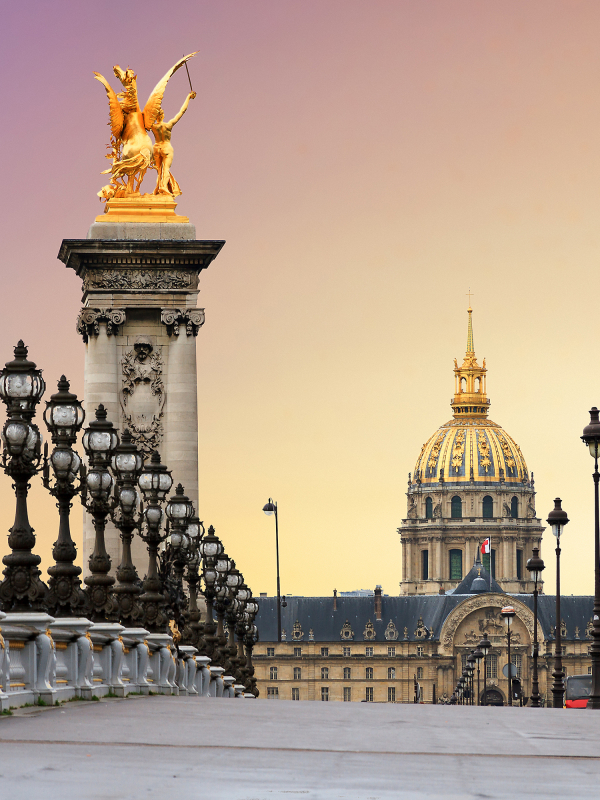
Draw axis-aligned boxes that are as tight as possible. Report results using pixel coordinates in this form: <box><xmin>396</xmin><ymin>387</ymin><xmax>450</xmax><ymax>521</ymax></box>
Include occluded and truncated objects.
<box><xmin>160</xmin><ymin>308</ymin><xmax>205</xmax><ymax>337</ymax></box>
<box><xmin>76</xmin><ymin>308</ymin><xmax>126</xmax><ymax>343</ymax></box>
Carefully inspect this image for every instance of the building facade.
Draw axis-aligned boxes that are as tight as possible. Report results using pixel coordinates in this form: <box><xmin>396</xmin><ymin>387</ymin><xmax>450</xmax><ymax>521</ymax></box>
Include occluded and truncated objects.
<box><xmin>254</xmin><ymin>582</ymin><xmax>594</xmax><ymax>704</ymax></box>
<box><xmin>399</xmin><ymin>307</ymin><xmax>543</xmax><ymax>595</ymax></box>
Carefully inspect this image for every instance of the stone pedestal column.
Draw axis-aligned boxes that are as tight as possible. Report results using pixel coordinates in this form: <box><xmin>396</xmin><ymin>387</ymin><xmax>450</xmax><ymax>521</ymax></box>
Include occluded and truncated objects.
<box><xmin>58</xmin><ymin>224</ymin><xmax>224</xmax><ymax>575</ymax></box>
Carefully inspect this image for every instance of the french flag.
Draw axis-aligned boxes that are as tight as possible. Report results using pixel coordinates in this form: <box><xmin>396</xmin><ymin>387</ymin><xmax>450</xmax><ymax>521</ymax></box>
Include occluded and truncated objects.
<box><xmin>481</xmin><ymin>538</ymin><xmax>490</xmax><ymax>554</ymax></box>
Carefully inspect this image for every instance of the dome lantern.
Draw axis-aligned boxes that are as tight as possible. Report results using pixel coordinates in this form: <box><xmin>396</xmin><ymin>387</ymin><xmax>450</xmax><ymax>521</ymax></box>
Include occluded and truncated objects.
<box><xmin>450</xmin><ymin>306</ymin><xmax>490</xmax><ymax>419</ymax></box>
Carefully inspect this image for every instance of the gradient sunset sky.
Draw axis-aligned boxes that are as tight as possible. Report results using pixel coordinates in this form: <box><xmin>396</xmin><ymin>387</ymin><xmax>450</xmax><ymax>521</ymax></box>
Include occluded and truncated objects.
<box><xmin>1</xmin><ymin>0</ymin><xmax>599</xmax><ymax>597</ymax></box>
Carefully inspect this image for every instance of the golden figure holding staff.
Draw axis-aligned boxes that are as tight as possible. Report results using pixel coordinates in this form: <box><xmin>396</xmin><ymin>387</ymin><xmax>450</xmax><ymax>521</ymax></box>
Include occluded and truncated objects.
<box><xmin>94</xmin><ymin>53</ymin><xmax>197</xmax><ymax>202</ymax></box>
<box><xmin>151</xmin><ymin>89</ymin><xmax>196</xmax><ymax>196</ymax></box>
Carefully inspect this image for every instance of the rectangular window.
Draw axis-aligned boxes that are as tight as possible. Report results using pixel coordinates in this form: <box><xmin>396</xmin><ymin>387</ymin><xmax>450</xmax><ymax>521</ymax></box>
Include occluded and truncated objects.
<box><xmin>511</xmin><ymin>653</ymin><xmax>522</xmax><ymax>679</ymax></box>
<box><xmin>388</xmin><ymin>686</ymin><xmax>396</xmax><ymax>702</ymax></box>
<box><xmin>343</xmin><ymin>667</ymin><xmax>351</xmax><ymax>680</ymax></box>
<box><xmin>589</xmin><ymin>666</ymin><xmax>593</xmax><ymax>675</ymax></box>
<box><xmin>269</xmin><ymin>666</ymin><xmax>278</xmax><ymax>680</ymax></box>
<box><xmin>417</xmin><ymin>666</ymin><xmax>423</xmax><ymax>680</ymax></box>
<box><xmin>321</xmin><ymin>667</ymin><xmax>329</xmax><ymax>680</ymax></box>
<box><xmin>343</xmin><ymin>687</ymin><xmax>352</xmax><ymax>702</ymax></box>
<box><xmin>321</xmin><ymin>647</ymin><xmax>329</xmax><ymax>657</ymax></box>
<box><xmin>486</xmin><ymin>654</ymin><xmax>498</xmax><ymax>679</ymax></box>
<box><xmin>516</xmin><ymin>549</ymin><xmax>523</xmax><ymax>581</ymax></box>
<box><xmin>321</xmin><ymin>687</ymin><xmax>329</xmax><ymax>701</ymax></box>
<box><xmin>449</xmin><ymin>549</ymin><xmax>463</xmax><ymax>581</ymax></box>
<box><xmin>365</xmin><ymin>687</ymin><xmax>374</xmax><ymax>702</ymax></box>
<box><xmin>421</xmin><ymin>549</ymin><xmax>429</xmax><ymax>580</ymax></box>
<box><xmin>267</xmin><ymin>687</ymin><xmax>279</xmax><ymax>699</ymax></box>
<box><xmin>482</xmin><ymin>550</ymin><xmax>496</xmax><ymax>578</ymax></box>
<box><xmin>294</xmin><ymin>647</ymin><xmax>302</xmax><ymax>657</ymax></box>
<box><xmin>343</xmin><ymin>647</ymin><xmax>351</xmax><ymax>657</ymax></box>
<box><xmin>292</xmin><ymin>688</ymin><xmax>300</xmax><ymax>701</ymax></box>
<box><xmin>388</xmin><ymin>646</ymin><xmax>396</xmax><ymax>657</ymax></box>
<box><xmin>293</xmin><ymin>667</ymin><xmax>302</xmax><ymax>680</ymax></box>
<box><xmin>365</xmin><ymin>647</ymin><xmax>374</xmax><ymax>657</ymax></box>
<box><xmin>267</xmin><ymin>647</ymin><xmax>275</xmax><ymax>657</ymax></box>
<box><xmin>365</xmin><ymin>667</ymin><xmax>373</xmax><ymax>680</ymax></box>
<box><xmin>417</xmin><ymin>646</ymin><xmax>424</xmax><ymax>657</ymax></box>
<box><xmin>388</xmin><ymin>667</ymin><xmax>396</xmax><ymax>680</ymax></box>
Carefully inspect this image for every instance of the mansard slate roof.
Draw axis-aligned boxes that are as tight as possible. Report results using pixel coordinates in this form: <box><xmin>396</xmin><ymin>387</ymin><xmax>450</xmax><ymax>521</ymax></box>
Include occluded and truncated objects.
<box><xmin>255</xmin><ymin>593</ymin><xmax>594</xmax><ymax>643</ymax></box>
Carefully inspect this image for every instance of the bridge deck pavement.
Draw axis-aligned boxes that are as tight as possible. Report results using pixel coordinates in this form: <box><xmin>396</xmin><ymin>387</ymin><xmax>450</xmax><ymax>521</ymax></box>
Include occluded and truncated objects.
<box><xmin>0</xmin><ymin>697</ymin><xmax>599</xmax><ymax>799</ymax></box>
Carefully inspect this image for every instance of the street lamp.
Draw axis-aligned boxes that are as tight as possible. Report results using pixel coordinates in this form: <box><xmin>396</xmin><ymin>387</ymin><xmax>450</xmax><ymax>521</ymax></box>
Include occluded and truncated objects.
<box><xmin>501</xmin><ymin>605</ymin><xmax>516</xmax><ymax>707</ymax></box>
<box><xmin>466</xmin><ymin>653</ymin><xmax>476</xmax><ymax>706</ymax></box>
<box><xmin>473</xmin><ymin>644</ymin><xmax>483</xmax><ymax>706</ymax></box>
<box><xmin>81</xmin><ymin>405</ymin><xmax>119</xmax><ymax>621</ymax></box>
<box><xmin>199</xmin><ymin>525</ymin><xmax>223</xmax><ymax>659</ymax></box>
<box><xmin>137</xmin><ymin>450</ymin><xmax>173</xmax><ymax>633</ymax></box>
<box><xmin>182</xmin><ymin>514</ymin><xmax>205</xmax><ymax>649</ymax></box>
<box><xmin>581</xmin><ymin>407</ymin><xmax>600</xmax><ymax>709</ymax></box>
<box><xmin>43</xmin><ymin>375</ymin><xmax>87</xmax><ymax>617</ymax></box>
<box><xmin>478</xmin><ymin>632</ymin><xmax>491</xmax><ymax>706</ymax></box>
<box><xmin>110</xmin><ymin>429</ymin><xmax>144</xmax><ymax>626</ymax></box>
<box><xmin>547</xmin><ymin>497</ymin><xmax>569</xmax><ymax>709</ymax></box>
<box><xmin>0</xmin><ymin>342</ymin><xmax>47</xmax><ymax>612</ymax></box>
<box><xmin>262</xmin><ymin>498</ymin><xmax>282</xmax><ymax>642</ymax></box>
<box><xmin>526</xmin><ymin>546</ymin><xmax>545</xmax><ymax>707</ymax></box>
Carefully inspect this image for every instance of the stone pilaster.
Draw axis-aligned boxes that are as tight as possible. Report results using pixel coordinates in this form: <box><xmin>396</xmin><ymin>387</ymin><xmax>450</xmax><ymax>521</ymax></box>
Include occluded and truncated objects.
<box><xmin>59</xmin><ymin>228</ymin><xmax>224</xmax><ymax>574</ymax></box>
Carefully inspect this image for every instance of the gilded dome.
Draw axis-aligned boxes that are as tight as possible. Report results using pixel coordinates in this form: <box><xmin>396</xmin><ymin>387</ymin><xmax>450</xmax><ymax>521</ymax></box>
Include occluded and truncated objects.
<box><xmin>412</xmin><ymin>307</ymin><xmax>529</xmax><ymax>486</ymax></box>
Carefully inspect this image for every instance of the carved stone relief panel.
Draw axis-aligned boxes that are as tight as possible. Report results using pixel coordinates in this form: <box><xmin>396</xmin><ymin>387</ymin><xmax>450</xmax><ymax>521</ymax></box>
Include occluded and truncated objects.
<box><xmin>120</xmin><ymin>337</ymin><xmax>166</xmax><ymax>455</ymax></box>
<box><xmin>83</xmin><ymin>269</ymin><xmax>194</xmax><ymax>292</ymax></box>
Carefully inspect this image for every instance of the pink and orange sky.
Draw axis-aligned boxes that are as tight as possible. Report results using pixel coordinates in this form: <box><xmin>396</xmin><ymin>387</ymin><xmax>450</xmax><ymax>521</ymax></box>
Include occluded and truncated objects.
<box><xmin>1</xmin><ymin>1</ymin><xmax>599</xmax><ymax>597</ymax></box>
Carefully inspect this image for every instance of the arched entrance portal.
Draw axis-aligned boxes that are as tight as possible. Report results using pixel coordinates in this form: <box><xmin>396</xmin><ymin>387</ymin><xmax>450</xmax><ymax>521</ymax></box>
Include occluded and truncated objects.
<box><xmin>482</xmin><ymin>687</ymin><xmax>504</xmax><ymax>706</ymax></box>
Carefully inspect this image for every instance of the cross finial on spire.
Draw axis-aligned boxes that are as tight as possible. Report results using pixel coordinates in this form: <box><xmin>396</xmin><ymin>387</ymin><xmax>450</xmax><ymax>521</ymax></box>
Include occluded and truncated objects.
<box><xmin>466</xmin><ymin>288</ymin><xmax>474</xmax><ymax>310</ymax></box>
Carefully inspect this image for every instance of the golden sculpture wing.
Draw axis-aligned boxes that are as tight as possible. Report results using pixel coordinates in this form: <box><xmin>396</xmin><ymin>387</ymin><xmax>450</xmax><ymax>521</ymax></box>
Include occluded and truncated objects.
<box><xmin>143</xmin><ymin>52</ymin><xmax>198</xmax><ymax>130</ymax></box>
<box><xmin>94</xmin><ymin>72</ymin><xmax>124</xmax><ymax>139</ymax></box>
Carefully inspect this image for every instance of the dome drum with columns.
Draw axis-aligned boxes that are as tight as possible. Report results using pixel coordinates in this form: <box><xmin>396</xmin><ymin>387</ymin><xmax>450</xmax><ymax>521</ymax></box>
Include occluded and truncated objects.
<box><xmin>399</xmin><ymin>307</ymin><xmax>543</xmax><ymax>596</ymax></box>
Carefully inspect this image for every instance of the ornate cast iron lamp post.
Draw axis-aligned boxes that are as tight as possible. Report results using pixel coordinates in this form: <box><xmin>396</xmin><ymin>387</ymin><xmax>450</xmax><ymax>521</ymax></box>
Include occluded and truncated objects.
<box><xmin>213</xmin><ymin>552</ymin><xmax>234</xmax><ymax>666</ymax></box>
<box><xmin>263</xmin><ymin>498</ymin><xmax>282</xmax><ymax>642</ymax></box>
<box><xmin>473</xmin><ymin>644</ymin><xmax>483</xmax><ymax>706</ymax></box>
<box><xmin>137</xmin><ymin>450</ymin><xmax>173</xmax><ymax>633</ymax></box>
<box><xmin>478</xmin><ymin>632</ymin><xmax>490</xmax><ymax>706</ymax></box>
<box><xmin>223</xmin><ymin>565</ymin><xmax>243</xmax><ymax>674</ymax></box>
<box><xmin>547</xmin><ymin>498</ymin><xmax>569</xmax><ymax>708</ymax></box>
<box><xmin>526</xmin><ymin>546</ymin><xmax>545</xmax><ymax>707</ymax></box>
<box><xmin>501</xmin><ymin>605</ymin><xmax>516</xmax><ymax>707</ymax></box>
<box><xmin>466</xmin><ymin>652</ymin><xmax>476</xmax><ymax>706</ymax></box>
<box><xmin>581</xmin><ymin>408</ymin><xmax>600</xmax><ymax>709</ymax></box>
<box><xmin>199</xmin><ymin>525</ymin><xmax>223</xmax><ymax>659</ymax></box>
<box><xmin>81</xmin><ymin>405</ymin><xmax>119</xmax><ymax>621</ymax></box>
<box><xmin>162</xmin><ymin>483</ymin><xmax>194</xmax><ymax>634</ymax></box>
<box><xmin>42</xmin><ymin>376</ymin><xmax>87</xmax><ymax>617</ymax></box>
<box><xmin>0</xmin><ymin>342</ymin><xmax>47</xmax><ymax>612</ymax></box>
<box><xmin>110</xmin><ymin>430</ymin><xmax>144</xmax><ymax>626</ymax></box>
<box><xmin>243</xmin><ymin>596</ymin><xmax>259</xmax><ymax>694</ymax></box>
<box><xmin>181</xmin><ymin>514</ymin><xmax>204</xmax><ymax>648</ymax></box>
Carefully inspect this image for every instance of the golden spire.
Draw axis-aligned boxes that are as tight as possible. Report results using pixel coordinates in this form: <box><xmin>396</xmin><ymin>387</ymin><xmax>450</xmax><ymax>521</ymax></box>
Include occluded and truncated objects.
<box><xmin>451</xmin><ymin>304</ymin><xmax>490</xmax><ymax>419</ymax></box>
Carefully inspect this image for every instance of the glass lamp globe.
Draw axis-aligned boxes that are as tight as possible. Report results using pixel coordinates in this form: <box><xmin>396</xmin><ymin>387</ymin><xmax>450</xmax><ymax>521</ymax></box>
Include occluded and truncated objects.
<box><xmin>86</xmin><ymin>468</ymin><xmax>113</xmax><ymax>501</ymax></box>
<box><xmin>166</xmin><ymin>484</ymin><xmax>193</xmax><ymax>523</ymax></box>
<box><xmin>138</xmin><ymin>451</ymin><xmax>173</xmax><ymax>501</ymax></box>
<box><xmin>82</xmin><ymin>405</ymin><xmax>118</xmax><ymax>466</ymax></box>
<box><xmin>51</xmin><ymin>447</ymin><xmax>81</xmax><ymax>482</ymax></box>
<box><xmin>0</xmin><ymin>341</ymin><xmax>45</xmax><ymax>418</ymax></box>
<box><xmin>43</xmin><ymin>376</ymin><xmax>85</xmax><ymax>443</ymax></box>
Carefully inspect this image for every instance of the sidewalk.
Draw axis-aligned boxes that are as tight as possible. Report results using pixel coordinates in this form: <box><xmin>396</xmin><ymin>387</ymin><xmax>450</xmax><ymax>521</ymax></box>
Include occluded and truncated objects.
<box><xmin>1</xmin><ymin>697</ymin><xmax>599</xmax><ymax>799</ymax></box>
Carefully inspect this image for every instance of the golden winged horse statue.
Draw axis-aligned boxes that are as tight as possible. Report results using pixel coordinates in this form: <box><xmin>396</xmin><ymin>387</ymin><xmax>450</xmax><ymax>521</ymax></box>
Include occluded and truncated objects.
<box><xmin>95</xmin><ymin>53</ymin><xmax>197</xmax><ymax>201</ymax></box>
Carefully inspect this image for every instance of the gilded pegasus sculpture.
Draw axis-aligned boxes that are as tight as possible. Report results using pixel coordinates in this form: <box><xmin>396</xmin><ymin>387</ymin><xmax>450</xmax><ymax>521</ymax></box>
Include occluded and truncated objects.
<box><xmin>95</xmin><ymin>53</ymin><xmax>197</xmax><ymax>201</ymax></box>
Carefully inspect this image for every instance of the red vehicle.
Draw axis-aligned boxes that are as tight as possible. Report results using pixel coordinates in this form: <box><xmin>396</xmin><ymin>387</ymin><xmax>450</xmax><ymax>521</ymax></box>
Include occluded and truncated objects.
<box><xmin>565</xmin><ymin>674</ymin><xmax>592</xmax><ymax>708</ymax></box>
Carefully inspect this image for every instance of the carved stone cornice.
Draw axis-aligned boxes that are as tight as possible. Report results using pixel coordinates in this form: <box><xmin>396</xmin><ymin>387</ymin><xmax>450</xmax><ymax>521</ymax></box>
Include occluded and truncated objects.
<box><xmin>76</xmin><ymin>308</ymin><xmax>126</xmax><ymax>343</ymax></box>
<box><xmin>58</xmin><ymin>239</ymin><xmax>225</xmax><ymax>301</ymax></box>
<box><xmin>160</xmin><ymin>308</ymin><xmax>205</xmax><ymax>337</ymax></box>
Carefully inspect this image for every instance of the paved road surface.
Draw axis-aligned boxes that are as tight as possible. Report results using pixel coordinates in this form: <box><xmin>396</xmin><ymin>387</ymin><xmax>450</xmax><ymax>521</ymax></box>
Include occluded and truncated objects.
<box><xmin>1</xmin><ymin>696</ymin><xmax>599</xmax><ymax>799</ymax></box>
